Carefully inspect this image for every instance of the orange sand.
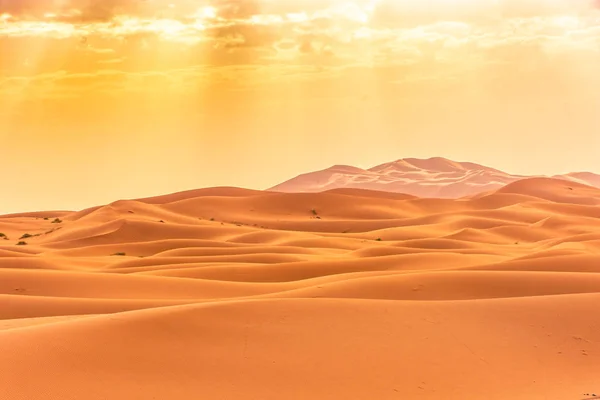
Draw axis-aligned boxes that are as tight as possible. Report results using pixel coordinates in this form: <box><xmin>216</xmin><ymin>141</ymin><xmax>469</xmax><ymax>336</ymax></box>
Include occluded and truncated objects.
<box><xmin>1</xmin><ymin>177</ymin><xmax>600</xmax><ymax>399</ymax></box>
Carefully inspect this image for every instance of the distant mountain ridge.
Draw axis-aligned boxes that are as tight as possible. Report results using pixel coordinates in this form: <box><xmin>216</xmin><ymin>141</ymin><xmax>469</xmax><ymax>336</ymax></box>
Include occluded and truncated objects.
<box><xmin>269</xmin><ymin>157</ymin><xmax>600</xmax><ymax>198</ymax></box>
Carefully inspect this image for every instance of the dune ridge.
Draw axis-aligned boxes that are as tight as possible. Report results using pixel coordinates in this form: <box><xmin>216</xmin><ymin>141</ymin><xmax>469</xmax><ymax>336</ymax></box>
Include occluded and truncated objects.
<box><xmin>2</xmin><ymin>177</ymin><xmax>600</xmax><ymax>399</ymax></box>
<box><xmin>269</xmin><ymin>156</ymin><xmax>600</xmax><ymax>198</ymax></box>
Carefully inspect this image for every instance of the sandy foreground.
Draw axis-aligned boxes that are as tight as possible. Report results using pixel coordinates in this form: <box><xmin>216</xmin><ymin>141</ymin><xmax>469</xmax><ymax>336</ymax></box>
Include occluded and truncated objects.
<box><xmin>1</xmin><ymin>178</ymin><xmax>600</xmax><ymax>399</ymax></box>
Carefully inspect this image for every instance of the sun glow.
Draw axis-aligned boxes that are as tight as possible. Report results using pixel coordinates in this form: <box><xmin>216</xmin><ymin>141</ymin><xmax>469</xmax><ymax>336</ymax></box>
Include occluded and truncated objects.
<box><xmin>552</xmin><ymin>15</ymin><xmax>581</xmax><ymax>30</ymax></box>
<box><xmin>286</xmin><ymin>12</ymin><xmax>310</xmax><ymax>23</ymax></box>
<box><xmin>197</xmin><ymin>6</ymin><xmax>218</xmax><ymax>20</ymax></box>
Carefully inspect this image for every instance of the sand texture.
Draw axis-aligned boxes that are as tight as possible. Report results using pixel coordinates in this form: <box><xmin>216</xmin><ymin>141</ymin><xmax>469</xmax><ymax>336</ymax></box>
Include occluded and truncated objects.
<box><xmin>2</xmin><ymin>177</ymin><xmax>600</xmax><ymax>399</ymax></box>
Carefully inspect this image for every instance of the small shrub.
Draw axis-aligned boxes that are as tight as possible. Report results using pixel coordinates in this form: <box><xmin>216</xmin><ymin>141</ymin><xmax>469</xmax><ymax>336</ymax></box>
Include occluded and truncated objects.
<box><xmin>51</xmin><ymin>218</ymin><xmax>62</xmax><ymax>224</ymax></box>
<box><xmin>0</xmin><ymin>233</ymin><xmax>7</xmax><ymax>240</ymax></box>
<box><xmin>20</xmin><ymin>233</ymin><xmax>33</xmax><ymax>240</ymax></box>
<box><xmin>16</xmin><ymin>241</ymin><xmax>27</xmax><ymax>246</ymax></box>
<box><xmin>375</xmin><ymin>238</ymin><xmax>382</xmax><ymax>241</ymax></box>
<box><xmin>43</xmin><ymin>217</ymin><xmax>49</xmax><ymax>220</ymax></box>
<box><xmin>111</xmin><ymin>252</ymin><xmax>126</xmax><ymax>256</ymax></box>
<box><xmin>311</xmin><ymin>209</ymin><xmax>318</xmax><ymax>216</ymax></box>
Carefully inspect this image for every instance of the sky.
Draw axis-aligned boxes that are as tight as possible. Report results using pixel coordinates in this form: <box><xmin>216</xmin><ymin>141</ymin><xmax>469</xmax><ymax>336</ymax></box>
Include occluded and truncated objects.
<box><xmin>1</xmin><ymin>0</ymin><xmax>600</xmax><ymax>213</ymax></box>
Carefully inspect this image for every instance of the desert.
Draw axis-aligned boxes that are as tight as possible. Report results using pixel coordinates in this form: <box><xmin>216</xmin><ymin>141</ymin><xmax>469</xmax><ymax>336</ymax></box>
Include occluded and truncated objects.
<box><xmin>2</xmin><ymin>0</ymin><xmax>600</xmax><ymax>398</ymax></box>
<box><xmin>2</xmin><ymin>165</ymin><xmax>600</xmax><ymax>399</ymax></box>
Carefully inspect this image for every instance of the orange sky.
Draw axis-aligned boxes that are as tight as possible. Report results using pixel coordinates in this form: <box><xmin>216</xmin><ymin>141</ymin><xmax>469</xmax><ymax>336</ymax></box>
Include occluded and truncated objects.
<box><xmin>1</xmin><ymin>0</ymin><xmax>600</xmax><ymax>213</ymax></box>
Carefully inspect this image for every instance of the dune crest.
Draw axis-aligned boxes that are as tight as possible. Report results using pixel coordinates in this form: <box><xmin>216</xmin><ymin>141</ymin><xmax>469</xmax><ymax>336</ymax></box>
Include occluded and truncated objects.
<box><xmin>269</xmin><ymin>156</ymin><xmax>600</xmax><ymax>198</ymax></box>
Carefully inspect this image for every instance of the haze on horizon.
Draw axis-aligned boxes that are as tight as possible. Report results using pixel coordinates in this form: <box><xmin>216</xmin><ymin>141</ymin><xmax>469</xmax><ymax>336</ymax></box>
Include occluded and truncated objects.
<box><xmin>1</xmin><ymin>0</ymin><xmax>599</xmax><ymax>213</ymax></box>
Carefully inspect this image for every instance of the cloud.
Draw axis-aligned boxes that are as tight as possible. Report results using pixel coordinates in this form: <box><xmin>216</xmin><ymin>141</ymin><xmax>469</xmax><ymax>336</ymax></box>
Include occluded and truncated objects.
<box><xmin>207</xmin><ymin>23</ymin><xmax>282</xmax><ymax>48</ymax></box>
<box><xmin>209</xmin><ymin>0</ymin><xmax>262</xmax><ymax>20</ymax></box>
<box><xmin>0</xmin><ymin>0</ymin><xmax>146</xmax><ymax>21</ymax></box>
<box><xmin>2</xmin><ymin>0</ymin><xmax>599</xmax><ymax>23</ymax></box>
<box><xmin>1</xmin><ymin>0</ymin><xmax>600</xmax><ymax>103</ymax></box>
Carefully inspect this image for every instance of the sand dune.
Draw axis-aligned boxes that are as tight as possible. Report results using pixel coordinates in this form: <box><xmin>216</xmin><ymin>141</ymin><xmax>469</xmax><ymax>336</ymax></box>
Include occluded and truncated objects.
<box><xmin>2</xmin><ymin>177</ymin><xmax>600</xmax><ymax>399</ymax></box>
<box><xmin>269</xmin><ymin>156</ymin><xmax>600</xmax><ymax>198</ymax></box>
<box><xmin>554</xmin><ymin>172</ymin><xmax>600</xmax><ymax>188</ymax></box>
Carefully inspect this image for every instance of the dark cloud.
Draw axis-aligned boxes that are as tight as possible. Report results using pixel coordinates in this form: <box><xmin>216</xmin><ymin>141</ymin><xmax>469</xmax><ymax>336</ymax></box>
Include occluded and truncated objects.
<box><xmin>0</xmin><ymin>0</ymin><xmax>165</xmax><ymax>21</ymax></box>
<box><xmin>73</xmin><ymin>0</ymin><xmax>124</xmax><ymax>22</ymax></box>
<box><xmin>206</xmin><ymin>23</ymin><xmax>281</xmax><ymax>48</ymax></box>
<box><xmin>0</xmin><ymin>0</ymin><xmax>50</xmax><ymax>15</ymax></box>
<box><xmin>208</xmin><ymin>0</ymin><xmax>339</xmax><ymax>19</ymax></box>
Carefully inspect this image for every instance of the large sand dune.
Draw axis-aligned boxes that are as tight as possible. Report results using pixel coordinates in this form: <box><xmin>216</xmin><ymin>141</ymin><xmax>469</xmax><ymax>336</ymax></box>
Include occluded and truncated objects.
<box><xmin>2</xmin><ymin>177</ymin><xmax>600</xmax><ymax>399</ymax></box>
<box><xmin>269</xmin><ymin>156</ymin><xmax>600</xmax><ymax>198</ymax></box>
